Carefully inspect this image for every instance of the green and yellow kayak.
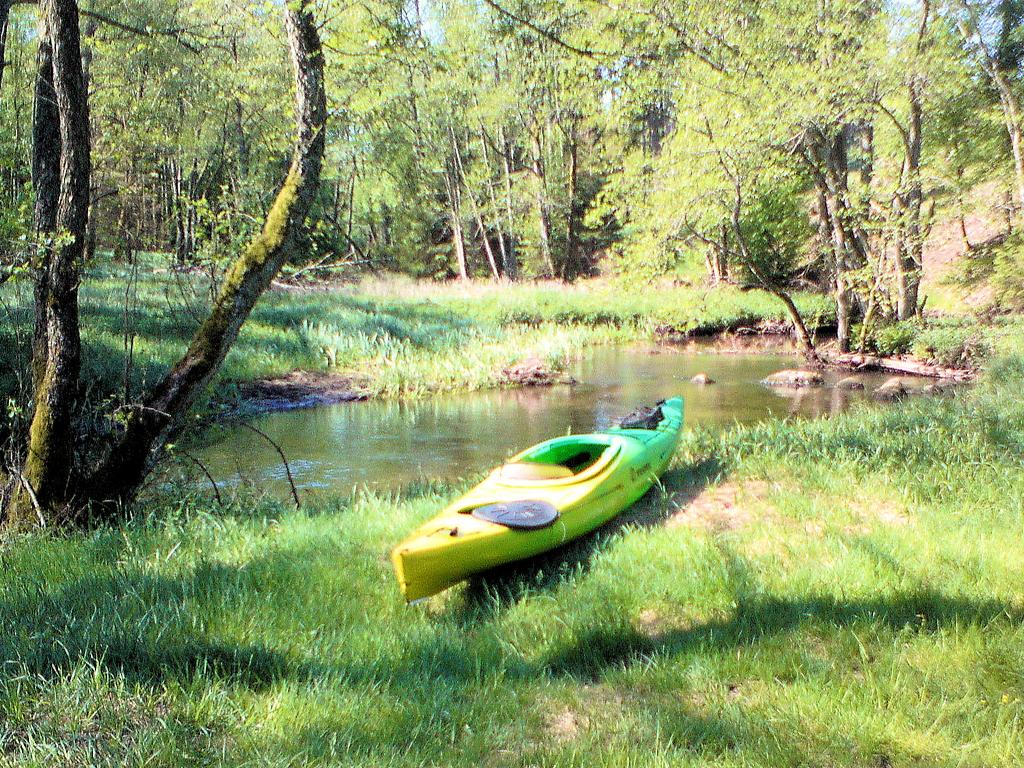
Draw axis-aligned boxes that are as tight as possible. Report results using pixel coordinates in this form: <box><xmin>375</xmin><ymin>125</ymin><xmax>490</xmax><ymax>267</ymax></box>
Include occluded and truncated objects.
<box><xmin>391</xmin><ymin>397</ymin><xmax>684</xmax><ymax>601</ymax></box>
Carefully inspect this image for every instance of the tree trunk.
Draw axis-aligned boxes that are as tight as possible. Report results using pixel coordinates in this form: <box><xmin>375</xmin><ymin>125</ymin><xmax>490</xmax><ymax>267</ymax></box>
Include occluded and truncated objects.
<box><xmin>701</xmin><ymin>248</ymin><xmax>716</xmax><ymax>283</ymax></box>
<box><xmin>835</xmin><ymin>274</ymin><xmax>853</xmax><ymax>352</ymax></box>
<box><xmin>83</xmin><ymin>0</ymin><xmax>326</xmax><ymax>516</ymax></box>
<box><xmin>816</xmin><ymin>175</ymin><xmax>854</xmax><ymax>350</ymax></box>
<box><xmin>713</xmin><ymin>223</ymin><xmax>729</xmax><ymax>283</ymax></box>
<box><xmin>802</xmin><ymin>127</ymin><xmax>865</xmax><ymax>352</ymax></box>
<box><xmin>178</xmin><ymin>161</ymin><xmax>199</xmax><ymax>265</ymax></box>
<box><xmin>897</xmin><ymin>77</ymin><xmax>924</xmax><ymax>320</ymax></box>
<box><xmin>727</xmin><ymin>190</ymin><xmax>817</xmax><ymax>360</ymax></box>
<box><xmin>170</xmin><ymin>159</ymin><xmax>186</xmax><ymax>264</ymax></box>
<box><xmin>498</xmin><ymin>125</ymin><xmax>518</xmax><ymax>279</ymax></box>
<box><xmin>896</xmin><ymin>3</ymin><xmax>929</xmax><ymax>319</ymax></box>
<box><xmin>450</xmin><ymin>124</ymin><xmax>499</xmax><ymax>279</ymax></box>
<box><xmin>771</xmin><ymin>287</ymin><xmax>817</xmax><ymax>358</ymax></box>
<box><xmin>478</xmin><ymin>125</ymin><xmax>509</xmax><ymax>277</ymax></box>
<box><xmin>345</xmin><ymin>161</ymin><xmax>356</xmax><ymax>257</ymax></box>
<box><xmin>564</xmin><ymin>127</ymin><xmax>581</xmax><ymax>280</ymax></box>
<box><xmin>0</xmin><ymin>0</ymin><xmax>12</xmax><ymax>91</ymax></box>
<box><xmin>30</xmin><ymin>26</ymin><xmax>59</xmax><ymax>394</ymax></box>
<box><xmin>829</xmin><ymin>353</ymin><xmax>976</xmax><ymax>381</ymax></box>
<box><xmin>530</xmin><ymin>127</ymin><xmax>554</xmax><ymax>277</ymax></box>
<box><xmin>1004</xmin><ymin>102</ymin><xmax>1024</xmax><ymax>212</ymax></box>
<box><xmin>444</xmin><ymin>166</ymin><xmax>468</xmax><ymax>280</ymax></box>
<box><xmin>859</xmin><ymin>121</ymin><xmax>874</xmax><ymax>191</ymax></box>
<box><xmin>958</xmin><ymin>4</ymin><xmax>1024</xmax><ymax>211</ymax></box>
<box><xmin>451</xmin><ymin>205</ymin><xmax>468</xmax><ymax>280</ymax></box>
<box><xmin>477</xmin><ymin>219</ymin><xmax>500</xmax><ymax>279</ymax></box>
<box><xmin>169</xmin><ymin>159</ymin><xmax>199</xmax><ymax>265</ymax></box>
<box><xmin>956</xmin><ymin>165</ymin><xmax>972</xmax><ymax>249</ymax></box>
<box><xmin>9</xmin><ymin>0</ymin><xmax>90</xmax><ymax>528</ymax></box>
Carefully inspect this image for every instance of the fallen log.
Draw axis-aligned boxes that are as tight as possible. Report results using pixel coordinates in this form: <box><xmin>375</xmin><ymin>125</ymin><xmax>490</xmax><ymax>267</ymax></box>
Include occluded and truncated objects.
<box><xmin>826</xmin><ymin>353</ymin><xmax>976</xmax><ymax>382</ymax></box>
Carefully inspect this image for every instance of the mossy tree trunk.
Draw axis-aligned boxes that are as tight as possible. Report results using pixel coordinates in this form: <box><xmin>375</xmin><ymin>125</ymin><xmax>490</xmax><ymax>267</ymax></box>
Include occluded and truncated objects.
<box><xmin>83</xmin><ymin>0</ymin><xmax>326</xmax><ymax>517</ymax></box>
<box><xmin>8</xmin><ymin>0</ymin><xmax>90</xmax><ymax>529</ymax></box>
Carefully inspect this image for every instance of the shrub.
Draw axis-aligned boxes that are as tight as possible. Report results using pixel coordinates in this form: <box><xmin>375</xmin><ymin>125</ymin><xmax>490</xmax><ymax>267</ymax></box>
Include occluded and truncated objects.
<box><xmin>871</xmin><ymin>321</ymin><xmax>918</xmax><ymax>356</ymax></box>
<box><xmin>911</xmin><ymin>327</ymin><xmax>991</xmax><ymax>368</ymax></box>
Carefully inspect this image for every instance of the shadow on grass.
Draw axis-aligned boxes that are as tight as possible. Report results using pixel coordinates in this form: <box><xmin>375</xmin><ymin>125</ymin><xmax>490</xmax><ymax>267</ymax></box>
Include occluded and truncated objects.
<box><xmin>0</xmin><ymin>561</ymin><xmax>291</xmax><ymax>690</ymax></box>
<box><xmin>455</xmin><ymin>459</ymin><xmax>725</xmax><ymax>621</ymax></box>
<box><xmin>542</xmin><ymin>587</ymin><xmax>1022</xmax><ymax>680</ymax></box>
<box><xmin>2</xmin><ymin>525</ymin><xmax>1021</xmax><ymax>705</ymax></box>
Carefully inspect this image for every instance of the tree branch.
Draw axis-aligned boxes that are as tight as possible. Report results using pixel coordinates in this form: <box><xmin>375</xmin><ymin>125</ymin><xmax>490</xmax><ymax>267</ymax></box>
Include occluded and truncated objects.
<box><xmin>481</xmin><ymin>0</ymin><xmax>604</xmax><ymax>59</ymax></box>
<box><xmin>11</xmin><ymin>0</ymin><xmax>203</xmax><ymax>54</ymax></box>
<box><xmin>81</xmin><ymin>9</ymin><xmax>201</xmax><ymax>53</ymax></box>
<box><xmin>239</xmin><ymin>423</ymin><xmax>300</xmax><ymax>509</ymax></box>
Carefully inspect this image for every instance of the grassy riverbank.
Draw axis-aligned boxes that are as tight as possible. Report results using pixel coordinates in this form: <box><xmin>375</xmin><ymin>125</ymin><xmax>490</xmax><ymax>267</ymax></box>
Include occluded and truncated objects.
<box><xmin>2</xmin><ymin>338</ymin><xmax>1022</xmax><ymax>766</ymax></box>
<box><xmin>0</xmin><ymin>264</ymin><xmax>833</xmax><ymax>404</ymax></box>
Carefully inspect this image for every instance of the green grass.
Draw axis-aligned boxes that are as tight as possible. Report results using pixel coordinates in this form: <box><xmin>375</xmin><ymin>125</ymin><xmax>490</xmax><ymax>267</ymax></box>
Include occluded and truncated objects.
<box><xmin>0</xmin><ymin>263</ymin><xmax>832</xmax><ymax>405</ymax></box>
<box><xmin>2</xmin><ymin>343</ymin><xmax>1023</xmax><ymax>766</ymax></box>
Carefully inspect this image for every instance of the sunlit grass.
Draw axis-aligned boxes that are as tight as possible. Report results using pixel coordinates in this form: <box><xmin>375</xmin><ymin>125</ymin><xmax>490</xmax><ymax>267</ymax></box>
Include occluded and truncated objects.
<box><xmin>2</xmin><ymin>344</ymin><xmax>1023</xmax><ymax>765</ymax></box>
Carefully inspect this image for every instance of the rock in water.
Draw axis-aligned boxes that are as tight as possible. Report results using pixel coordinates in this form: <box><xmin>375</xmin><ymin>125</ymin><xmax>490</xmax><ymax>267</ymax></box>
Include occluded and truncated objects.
<box><xmin>836</xmin><ymin>377</ymin><xmax>866</xmax><ymax>391</ymax></box>
<box><xmin>761</xmin><ymin>369</ymin><xmax>824</xmax><ymax>388</ymax></box>
<box><xmin>873</xmin><ymin>377</ymin><xmax>908</xmax><ymax>400</ymax></box>
<box><xmin>922</xmin><ymin>380</ymin><xmax>957</xmax><ymax>395</ymax></box>
<box><xmin>691</xmin><ymin>373</ymin><xmax>716</xmax><ymax>385</ymax></box>
<box><xmin>619</xmin><ymin>404</ymin><xmax>664</xmax><ymax>430</ymax></box>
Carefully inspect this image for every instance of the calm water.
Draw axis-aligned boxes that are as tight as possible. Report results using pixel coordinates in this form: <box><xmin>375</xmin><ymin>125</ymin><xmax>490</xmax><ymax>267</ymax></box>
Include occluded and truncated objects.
<box><xmin>194</xmin><ymin>347</ymin><xmax>894</xmax><ymax>497</ymax></box>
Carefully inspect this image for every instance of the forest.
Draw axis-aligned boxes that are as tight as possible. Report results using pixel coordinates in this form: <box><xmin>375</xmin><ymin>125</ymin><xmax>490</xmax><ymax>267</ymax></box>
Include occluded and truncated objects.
<box><xmin>1</xmin><ymin>0</ymin><xmax>1024</xmax><ymax>765</ymax></box>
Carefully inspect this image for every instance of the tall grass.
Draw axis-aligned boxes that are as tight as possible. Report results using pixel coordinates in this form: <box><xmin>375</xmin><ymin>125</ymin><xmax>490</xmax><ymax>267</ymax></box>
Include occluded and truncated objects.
<box><xmin>0</xmin><ymin>266</ymin><xmax>832</xmax><ymax>406</ymax></box>
<box><xmin>2</xmin><ymin>344</ymin><xmax>1023</xmax><ymax>765</ymax></box>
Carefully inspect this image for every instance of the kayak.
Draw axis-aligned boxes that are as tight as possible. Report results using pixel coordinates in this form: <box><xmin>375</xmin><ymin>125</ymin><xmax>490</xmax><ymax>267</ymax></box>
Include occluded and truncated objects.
<box><xmin>391</xmin><ymin>397</ymin><xmax>684</xmax><ymax>602</ymax></box>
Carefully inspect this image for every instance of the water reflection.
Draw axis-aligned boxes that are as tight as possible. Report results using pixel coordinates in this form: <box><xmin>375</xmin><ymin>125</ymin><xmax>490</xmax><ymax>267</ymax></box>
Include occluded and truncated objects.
<box><xmin>194</xmin><ymin>346</ymin><xmax>894</xmax><ymax>498</ymax></box>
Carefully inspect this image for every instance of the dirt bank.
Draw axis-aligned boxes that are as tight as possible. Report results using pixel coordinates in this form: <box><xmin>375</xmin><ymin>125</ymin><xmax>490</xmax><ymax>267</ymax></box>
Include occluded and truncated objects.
<box><xmin>230</xmin><ymin>371</ymin><xmax>369</xmax><ymax>415</ymax></box>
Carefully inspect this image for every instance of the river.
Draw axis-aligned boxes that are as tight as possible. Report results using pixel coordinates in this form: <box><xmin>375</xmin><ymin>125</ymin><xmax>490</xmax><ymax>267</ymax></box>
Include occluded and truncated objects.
<box><xmin>193</xmin><ymin>346</ymin><xmax>895</xmax><ymax>498</ymax></box>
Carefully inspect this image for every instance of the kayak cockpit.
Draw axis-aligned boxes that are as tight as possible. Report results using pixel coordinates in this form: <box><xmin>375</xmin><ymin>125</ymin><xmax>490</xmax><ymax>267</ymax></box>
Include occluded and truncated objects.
<box><xmin>496</xmin><ymin>435</ymin><xmax>623</xmax><ymax>486</ymax></box>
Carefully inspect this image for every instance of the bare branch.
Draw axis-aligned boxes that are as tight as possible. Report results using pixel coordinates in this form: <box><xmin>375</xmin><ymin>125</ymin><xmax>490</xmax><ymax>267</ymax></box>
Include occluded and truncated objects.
<box><xmin>239</xmin><ymin>422</ymin><xmax>301</xmax><ymax>509</ymax></box>
<box><xmin>178</xmin><ymin>450</ymin><xmax>223</xmax><ymax>506</ymax></box>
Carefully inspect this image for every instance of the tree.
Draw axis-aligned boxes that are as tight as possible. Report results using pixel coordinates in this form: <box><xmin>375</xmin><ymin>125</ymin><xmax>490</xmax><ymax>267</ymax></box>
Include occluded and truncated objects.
<box><xmin>10</xmin><ymin>0</ymin><xmax>90</xmax><ymax>527</ymax></box>
<box><xmin>956</xmin><ymin>0</ymin><xmax>1024</xmax><ymax>211</ymax></box>
<box><xmin>5</xmin><ymin>0</ymin><xmax>326</xmax><ymax>525</ymax></box>
<box><xmin>83</xmin><ymin>0</ymin><xmax>326</xmax><ymax>515</ymax></box>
